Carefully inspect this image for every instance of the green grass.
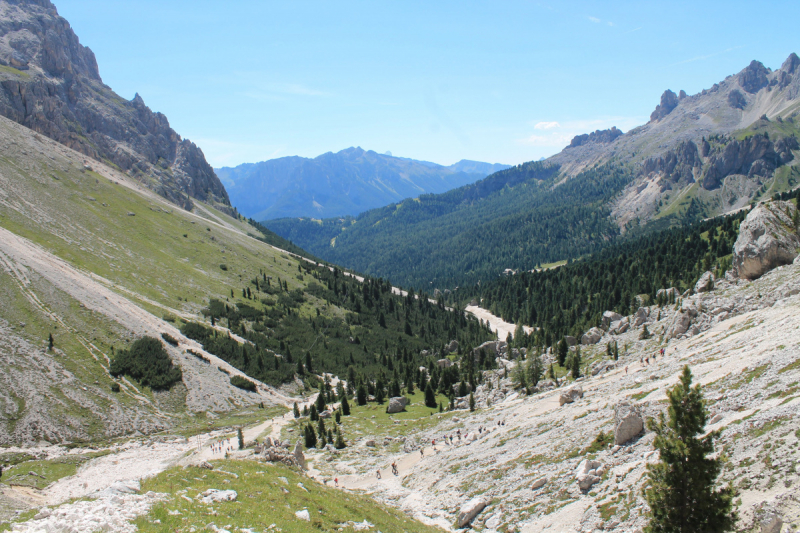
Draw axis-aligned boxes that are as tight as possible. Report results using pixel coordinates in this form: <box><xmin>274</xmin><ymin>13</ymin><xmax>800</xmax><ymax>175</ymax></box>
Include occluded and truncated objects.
<box><xmin>133</xmin><ymin>460</ymin><xmax>441</xmax><ymax>533</ymax></box>
<box><xmin>0</xmin><ymin>451</ymin><xmax>112</xmax><ymax>490</ymax></box>
<box><xmin>778</xmin><ymin>358</ymin><xmax>800</xmax><ymax>374</ymax></box>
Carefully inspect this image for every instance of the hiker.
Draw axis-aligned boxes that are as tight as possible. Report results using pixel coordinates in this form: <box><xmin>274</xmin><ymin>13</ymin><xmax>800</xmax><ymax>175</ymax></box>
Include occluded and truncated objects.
<box><xmin>335</xmin><ymin>478</ymin><xmax>339</xmax><ymax>487</ymax></box>
<box><xmin>376</xmin><ymin>469</ymin><xmax>381</xmax><ymax>479</ymax></box>
<box><xmin>420</xmin><ymin>448</ymin><xmax>424</xmax><ymax>457</ymax></box>
<box><xmin>625</xmin><ymin>366</ymin><xmax>628</xmax><ymax>374</ymax></box>
<box><xmin>432</xmin><ymin>439</ymin><xmax>436</xmax><ymax>450</ymax></box>
<box><xmin>391</xmin><ymin>462</ymin><xmax>398</xmax><ymax>475</ymax></box>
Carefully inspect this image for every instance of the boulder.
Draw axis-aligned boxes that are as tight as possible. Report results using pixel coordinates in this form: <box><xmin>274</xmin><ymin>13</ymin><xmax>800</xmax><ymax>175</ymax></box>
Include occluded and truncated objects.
<box><xmin>364</xmin><ymin>439</ymin><xmax>376</xmax><ymax>447</ymax></box>
<box><xmin>318</xmin><ymin>410</ymin><xmax>332</xmax><ymax>419</ymax></box>
<box><xmin>437</xmin><ymin>358</ymin><xmax>452</xmax><ymax>368</ymax></box>
<box><xmin>293</xmin><ymin>440</ymin><xmax>306</xmax><ymax>469</ymax></box>
<box><xmin>295</xmin><ymin>509</ymin><xmax>311</xmax><ymax>521</ymax></box>
<box><xmin>614</xmin><ymin>401</ymin><xmax>644</xmax><ymax>445</ymax></box>
<box><xmin>581</xmin><ymin>327</ymin><xmax>604</xmax><ymax>345</ymax></box>
<box><xmin>633</xmin><ymin>307</ymin><xmax>649</xmax><ymax>327</ymax></box>
<box><xmin>199</xmin><ymin>489</ymin><xmax>237</xmax><ymax>504</ymax></box>
<box><xmin>386</xmin><ymin>396</ymin><xmax>408</xmax><ymax>414</ymax></box>
<box><xmin>666</xmin><ymin>311</ymin><xmax>692</xmax><ymax>339</ymax></box>
<box><xmin>656</xmin><ymin>287</ymin><xmax>679</xmax><ymax>301</ymax></box>
<box><xmin>559</xmin><ymin>385</ymin><xmax>583</xmax><ymax>406</ymax></box>
<box><xmin>759</xmin><ymin>510</ymin><xmax>783</xmax><ymax>533</ymax></box>
<box><xmin>531</xmin><ymin>476</ymin><xmax>547</xmax><ymax>490</ymax></box>
<box><xmin>564</xmin><ymin>335</ymin><xmax>578</xmax><ymax>347</ymax></box>
<box><xmin>601</xmin><ymin>311</ymin><xmax>623</xmax><ymax>331</ymax></box>
<box><xmin>575</xmin><ymin>459</ymin><xmax>603</xmax><ymax>490</ymax></box>
<box><xmin>577</xmin><ymin>474</ymin><xmax>601</xmax><ymax>491</ymax></box>
<box><xmin>733</xmin><ymin>200</ymin><xmax>800</xmax><ymax>280</ymax></box>
<box><xmin>457</xmin><ymin>497</ymin><xmax>487</xmax><ymax>528</ymax></box>
<box><xmin>694</xmin><ymin>271</ymin><xmax>715</xmax><ymax>293</ymax></box>
<box><xmin>446</xmin><ymin>340</ymin><xmax>459</xmax><ymax>353</ymax></box>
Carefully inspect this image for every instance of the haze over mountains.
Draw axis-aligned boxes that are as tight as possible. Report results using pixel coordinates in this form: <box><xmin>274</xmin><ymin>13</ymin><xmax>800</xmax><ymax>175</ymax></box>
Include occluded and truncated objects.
<box><xmin>216</xmin><ymin>147</ymin><xmax>510</xmax><ymax>219</ymax></box>
<box><xmin>267</xmin><ymin>54</ymin><xmax>800</xmax><ymax>289</ymax></box>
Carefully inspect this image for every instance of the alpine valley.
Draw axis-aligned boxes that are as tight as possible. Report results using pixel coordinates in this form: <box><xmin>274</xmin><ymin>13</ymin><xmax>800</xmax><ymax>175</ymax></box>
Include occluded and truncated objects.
<box><xmin>0</xmin><ymin>2</ymin><xmax>799</xmax><ymax>533</ymax></box>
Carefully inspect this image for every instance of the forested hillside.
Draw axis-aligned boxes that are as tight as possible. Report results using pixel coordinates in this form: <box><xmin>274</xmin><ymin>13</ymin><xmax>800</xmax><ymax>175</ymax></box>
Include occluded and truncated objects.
<box><xmin>266</xmin><ymin>162</ymin><xmax>629</xmax><ymax>289</ymax></box>
<box><xmin>179</xmin><ymin>260</ymin><xmax>495</xmax><ymax>391</ymax></box>
<box><xmin>470</xmin><ymin>190</ymin><xmax>798</xmax><ymax>345</ymax></box>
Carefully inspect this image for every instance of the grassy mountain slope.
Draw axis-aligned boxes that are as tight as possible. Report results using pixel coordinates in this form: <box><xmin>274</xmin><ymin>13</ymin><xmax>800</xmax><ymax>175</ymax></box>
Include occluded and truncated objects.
<box><xmin>217</xmin><ymin>147</ymin><xmax>509</xmax><ymax>220</ymax></box>
<box><xmin>0</xmin><ymin>115</ymin><xmax>492</xmax><ymax>445</ymax></box>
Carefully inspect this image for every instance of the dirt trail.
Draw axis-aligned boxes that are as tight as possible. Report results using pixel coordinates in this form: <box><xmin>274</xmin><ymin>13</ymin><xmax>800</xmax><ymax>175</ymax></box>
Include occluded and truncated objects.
<box><xmin>465</xmin><ymin>304</ymin><xmax>533</xmax><ymax>340</ymax></box>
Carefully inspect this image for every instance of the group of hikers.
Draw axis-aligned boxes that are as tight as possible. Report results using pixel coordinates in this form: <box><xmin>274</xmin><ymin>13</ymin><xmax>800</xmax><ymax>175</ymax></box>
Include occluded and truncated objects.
<box><xmin>625</xmin><ymin>347</ymin><xmax>667</xmax><ymax>374</ymax></box>
<box><xmin>209</xmin><ymin>437</ymin><xmax>233</xmax><ymax>455</ymax></box>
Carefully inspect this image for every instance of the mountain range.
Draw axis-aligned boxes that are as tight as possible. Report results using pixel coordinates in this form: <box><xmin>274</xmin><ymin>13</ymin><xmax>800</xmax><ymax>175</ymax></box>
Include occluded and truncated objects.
<box><xmin>266</xmin><ymin>54</ymin><xmax>800</xmax><ymax>290</ymax></box>
<box><xmin>0</xmin><ymin>0</ymin><xmax>230</xmax><ymax>212</ymax></box>
<box><xmin>216</xmin><ymin>148</ymin><xmax>510</xmax><ymax>219</ymax></box>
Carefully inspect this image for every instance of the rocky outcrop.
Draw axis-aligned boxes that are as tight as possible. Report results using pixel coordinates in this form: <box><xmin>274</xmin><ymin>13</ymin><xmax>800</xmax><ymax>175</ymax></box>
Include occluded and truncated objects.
<box><xmin>457</xmin><ymin>497</ymin><xmax>487</xmax><ymax>528</ymax></box>
<box><xmin>559</xmin><ymin>385</ymin><xmax>583</xmax><ymax>406</ymax></box>
<box><xmin>733</xmin><ymin>201</ymin><xmax>800</xmax><ymax>280</ymax></box>
<box><xmin>640</xmin><ymin>140</ymin><xmax>702</xmax><ymax>187</ymax></box>
<box><xmin>727</xmin><ymin>89</ymin><xmax>747</xmax><ymax>109</ymax></box>
<box><xmin>386</xmin><ymin>396</ymin><xmax>408</xmax><ymax>414</ymax></box>
<box><xmin>581</xmin><ymin>327</ymin><xmax>604</xmax><ymax>345</ymax></box>
<box><xmin>0</xmin><ymin>0</ymin><xmax>231</xmax><ymax>212</ymax></box>
<box><xmin>600</xmin><ymin>311</ymin><xmax>623</xmax><ymax>331</ymax></box>
<box><xmin>694</xmin><ymin>271</ymin><xmax>715</xmax><ymax>293</ymax></box>
<box><xmin>568</xmin><ymin>127</ymin><xmax>622</xmax><ymax>148</ymax></box>
<box><xmin>613</xmin><ymin>402</ymin><xmax>644</xmax><ymax>445</ymax></box>
<box><xmin>738</xmin><ymin>60</ymin><xmax>770</xmax><ymax>93</ymax></box>
<box><xmin>702</xmin><ymin>134</ymin><xmax>797</xmax><ymax>190</ymax></box>
<box><xmin>649</xmin><ymin>89</ymin><xmax>679</xmax><ymax>122</ymax></box>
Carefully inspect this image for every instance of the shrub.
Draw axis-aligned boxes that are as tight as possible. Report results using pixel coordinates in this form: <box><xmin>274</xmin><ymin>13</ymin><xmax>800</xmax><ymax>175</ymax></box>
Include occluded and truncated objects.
<box><xmin>109</xmin><ymin>337</ymin><xmax>182</xmax><ymax>391</ymax></box>
<box><xmin>161</xmin><ymin>332</ymin><xmax>179</xmax><ymax>346</ymax></box>
<box><xmin>219</xmin><ymin>264</ymin><xmax>228</xmax><ymax>271</ymax></box>
<box><xmin>110</xmin><ymin>382</ymin><xmax>120</xmax><ymax>393</ymax></box>
<box><xmin>230</xmin><ymin>375</ymin><xmax>257</xmax><ymax>392</ymax></box>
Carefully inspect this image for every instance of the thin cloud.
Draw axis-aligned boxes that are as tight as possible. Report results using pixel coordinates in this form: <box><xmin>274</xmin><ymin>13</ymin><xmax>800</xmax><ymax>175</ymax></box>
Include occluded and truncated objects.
<box><xmin>518</xmin><ymin>116</ymin><xmax>645</xmax><ymax>149</ymax></box>
<box><xmin>588</xmin><ymin>16</ymin><xmax>601</xmax><ymax>23</ymax></box>
<box><xmin>670</xmin><ymin>46</ymin><xmax>745</xmax><ymax>67</ymax></box>
<box><xmin>534</xmin><ymin>121</ymin><xmax>560</xmax><ymax>130</ymax></box>
<box><xmin>624</xmin><ymin>26</ymin><xmax>642</xmax><ymax>34</ymax></box>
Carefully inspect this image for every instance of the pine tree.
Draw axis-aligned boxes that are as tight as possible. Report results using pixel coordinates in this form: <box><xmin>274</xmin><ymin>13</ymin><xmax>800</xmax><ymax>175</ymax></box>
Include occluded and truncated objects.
<box><xmin>310</xmin><ymin>404</ymin><xmax>318</xmax><ymax>421</ymax></box>
<box><xmin>293</xmin><ymin>402</ymin><xmax>300</xmax><ymax>418</ymax></box>
<box><xmin>644</xmin><ymin>366</ymin><xmax>736</xmax><ymax>533</ymax></box>
<box><xmin>341</xmin><ymin>394</ymin><xmax>351</xmax><ymax>415</ymax></box>
<box><xmin>613</xmin><ymin>341</ymin><xmax>619</xmax><ymax>361</ymax></box>
<box><xmin>557</xmin><ymin>339</ymin><xmax>568</xmax><ymax>367</ymax></box>
<box><xmin>571</xmin><ymin>348</ymin><xmax>582</xmax><ymax>379</ymax></box>
<box><xmin>469</xmin><ymin>392</ymin><xmax>475</xmax><ymax>412</ymax></box>
<box><xmin>48</xmin><ymin>333</ymin><xmax>54</xmax><ymax>351</ymax></box>
<box><xmin>640</xmin><ymin>324</ymin><xmax>652</xmax><ymax>340</ymax></box>
<box><xmin>302</xmin><ymin>404</ymin><xmax>309</xmax><ymax>416</ymax></box>
<box><xmin>304</xmin><ymin>423</ymin><xmax>317</xmax><ymax>448</ymax></box>
<box><xmin>315</xmin><ymin>389</ymin><xmax>327</xmax><ymax>413</ymax></box>
<box><xmin>334</xmin><ymin>427</ymin><xmax>346</xmax><ymax>449</ymax></box>
<box><xmin>335</xmin><ymin>410</ymin><xmax>341</xmax><ymax>424</ymax></box>
<box><xmin>237</xmin><ymin>427</ymin><xmax>244</xmax><ymax>450</ymax></box>
<box><xmin>528</xmin><ymin>351</ymin><xmax>543</xmax><ymax>387</ymax></box>
<box><xmin>356</xmin><ymin>383</ymin><xmax>367</xmax><ymax>406</ymax></box>
<box><xmin>424</xmin><ymin>382</ymin><xmax>437</xmax><ymax>408</ymax></box>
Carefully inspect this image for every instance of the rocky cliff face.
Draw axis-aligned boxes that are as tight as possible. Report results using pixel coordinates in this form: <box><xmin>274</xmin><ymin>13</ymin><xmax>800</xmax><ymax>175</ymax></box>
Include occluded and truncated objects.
<box><xmin>0</xmin><ymin>0</ymin><xmax>230</xmax><ymax>212</ymax></box>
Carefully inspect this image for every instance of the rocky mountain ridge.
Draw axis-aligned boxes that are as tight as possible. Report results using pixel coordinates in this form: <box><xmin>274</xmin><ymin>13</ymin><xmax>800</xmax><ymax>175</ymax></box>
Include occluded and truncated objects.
<box><xmin>217</xmin><ymin>147</ymin><xmax>509</xmax><ymax>220</ymax></box>
<box><xmin>0</xmin><ymin>0</ymin><xmax>231</xmax><ymax>213</ymax></box>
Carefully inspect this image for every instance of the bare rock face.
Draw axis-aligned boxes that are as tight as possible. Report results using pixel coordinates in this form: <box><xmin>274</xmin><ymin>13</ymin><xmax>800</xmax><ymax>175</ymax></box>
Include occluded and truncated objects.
<box><xmin>694</xmin><ymin>271</ymin><xmax>715</xmax><ymax>293</ymax></box>
<box><xmin>567</xmin><ymin>127</ymin><xmax>622</xmax><ymax>148</ymax></box>
<box><xmin>738</xmin><ymin>60</ymin><xmax>770</xmax><ymax>93</ymax></box>
<box><xmin>0</xmin><ymin>0</ymin><xmax>231</xmax><ymax>212</ymax></box>
<box><xmin>649</xmin><ymin>89</ymin><xmax>679</xmax><ymax>122</ymax></box>
<box><xmin>613</xmin><ymin>401</ymin><xmax>644</xmax><ymax>445</ymax></box>
<box><xmin>457</xmin><ymin>497</ymin><xmax>487</xmax><ymax>528</ymax></box>
<box><xmin>600</xmin><ymin>311</ymin><xmax>623</xmax><ymax>331</ymax></box>
<box><xmin>733</xmin><ymin>201</ymin><xmax>800</xmax><ymax>280</ymax></box>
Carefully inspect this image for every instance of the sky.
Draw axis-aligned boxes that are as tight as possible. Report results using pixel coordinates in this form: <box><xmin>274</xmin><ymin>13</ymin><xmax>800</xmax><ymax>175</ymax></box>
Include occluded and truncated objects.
<box><xmin>55</xmin><ymin>0</ymin><xmax>800</xmax><ymax>168</ymax></box>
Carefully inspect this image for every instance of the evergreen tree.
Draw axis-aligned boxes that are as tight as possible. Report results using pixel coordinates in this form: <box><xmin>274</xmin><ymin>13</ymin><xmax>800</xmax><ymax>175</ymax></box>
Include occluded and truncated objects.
<box><xmin>302</xmin><ymin>404</ymin><xmax>309</xmax><ymax>416</ymax></box>
<box><xmin>644</xmin><ymin>366</ymin><xmax>736</xmax><ymax>533</ymax></box>
<box><xmin>557</xmin><ymin>339</ymin><xmax>568</xmax><ymax>367</ymax></box>
<box><xmin>406</xmin><ymin>378</ymin><xmax>415</xmax><ymax>395</ymax></box>
<box><xmin>571</xmin><ymin>348</ymin><xmax>582</xmax><ymax>379</ymax></box>
<box><xmin>293</xmin><ymin>402</ymin><xmax>300</xmax><ymax>419</ymax></box>
<box><xmin>528</xmin><ymin>351</ymin><xmax>543</xmax><ymax>387</ymax></box>
<box><xmin>304</xmin><ymin>423</ymin><xmax>317</xmax><ymax>448</ymax></box>
<box><xmin>469</xmin><ymin>392</ymin><xmax>475</xmax><ymax>412</ymax></box>
<box><xmin>334</xmin><ymin>427</ymin><xmax>346</xmax><ymax>449</ymax></box>
<box><xmin>310</xmin><ymin>404</ymin><xmax>319</xmax><ymax>421</ymax></box>
<box><xmin>424</xmin><ymin>382</ymin><xmax>437</xmax><ymax>408</ymax></box>
<box><xmin>640</xmin><ymin>324</ymin><xmax>652</xmax><ymax>340</ymax></box>
<box><xmin>48</xmin><ymin>333</ymin><xmax>54</xmax><ymax>351</ymax></box>
<box><xmin>356</xmin><ymin>383</ymin><xmax>368</xmax><ymax>406</ymax></box>
<box><xmin>315</xmin><ymin>389</ymin><xmax>327</xmax><ymax>413</ymax></box>
<box><xmin>237</xmin><ymin>427</ymin><xmax>244</xmax><ymax>450</ymax></box>
<box><xmin>613</xmin><ymin>341</ymin><xmax>619</xmax><ymax>361</ymax></box>
<box><xmin>335</xmin><ymin>410</ymin><xmax>341</xmax><ymax>424</ymax></box>
<box><xmin>341</xmin><ymin>394</ymin><xmax>351</xmax><ymax>415</ymax></box>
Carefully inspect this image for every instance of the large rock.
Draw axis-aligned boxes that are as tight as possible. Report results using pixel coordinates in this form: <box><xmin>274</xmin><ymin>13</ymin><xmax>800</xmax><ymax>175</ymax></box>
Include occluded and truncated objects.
<box><xmin>656</xmin><ymin>287</ymin><xmax>679</xmax><ymax>301</ymax></box>
<box><xmin>293</xmin><ymin>440</ymin><xmax>306</xmax><ymax>469</ymax></box>
<box><xmin>733</xmin><ymin>201</ymin><xmax>800</xmax><ymax>280</ymax></box>
<box><xmin>601</xmin><ymin>311</ymin><xmax>623</xmax><ymax>331</ymax></box>
<box><xmin>199</xmin><ymin>489</ymin><xmax>237</xmax><ymax>504</ymax></box>
<box><xmin>446</xmin><ymin>340</ymin><xmax>459</xmax><ymax>353</ymax></box>
<box><xmin>694</xmin><ymin>271</ymin><xmax>715</xmax><ymax>293</ymax></box>
<box><xmin>632</xmin><ymin>307</ymin><xmax>649</xmax><ymax>328</ymax></box>
<box><xmin>650</xmin><ymin>89</ymin><xmax>679</xmax><ymax>121</ymax></box>
<box><xmin>581</xmin><ymin>327</ymin><xmax>604</xmax><ymax>345</ymax></box>
<box><xmin>563</xmin><ymin>335</ymin><xmax>577</xmax><ymax>347</ymax></box>
<box><xmin>437</xmin><ymin>358</ymin><xmax>452</xmax><ymax>368</ymax></box>
<box><xmin>531</xmin><ymin>476</ymin><xmax>547</xmax><ymax>490</ymax></box>
<box><xmin>386</xmin><ymin>396</ymin><xmax>408</xmax><ymax>414</ymax></box>
<box><xmin>457</xmin><ymin>497</ymin><xmax>487</xmax><ymax>528</ymax></box>
<box><xmin>614</xmin><ymin>401</ymin><xmax>644</xmax><ymax>445</ymax></box>
<box><xmin>559</xmin><ymin>385</ymin><xmax>583</xmax><ymax>406</ymax></box>
<box><xmin>575</xmin><ymin>459</ymin><xmax>603</xmax><ymax>490</ymax></box>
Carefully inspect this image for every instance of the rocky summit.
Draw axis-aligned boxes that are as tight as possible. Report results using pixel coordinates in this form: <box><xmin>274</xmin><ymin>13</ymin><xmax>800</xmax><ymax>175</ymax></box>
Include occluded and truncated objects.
<box><xmin>0</xmin><ymin>0</ymin><xmax>230</xmax><ymax>212</ymax></box>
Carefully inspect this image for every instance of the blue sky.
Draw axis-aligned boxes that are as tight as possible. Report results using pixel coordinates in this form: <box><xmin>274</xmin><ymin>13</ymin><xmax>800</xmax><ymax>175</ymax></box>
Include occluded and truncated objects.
<box><xmin>56</xmin><ymin>0</ymin><xmax>800</xmax><ymax>167</ymax></box>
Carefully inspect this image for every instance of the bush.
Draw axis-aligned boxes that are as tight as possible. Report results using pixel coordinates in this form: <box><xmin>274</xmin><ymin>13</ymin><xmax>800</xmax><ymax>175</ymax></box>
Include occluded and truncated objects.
<box><xmin>109</xmin><ymin>337</ymin><xmax>182</xmax><ymax>391</ymax></box>
<box><xmin>230</xmin><ymin>375</ymin><xmax>257</xmax><ymax>392</ymax></box>
<box><xmin>181</xmin><ymin>322</ymin><xmax>211</xmax><ymax>342</ymax></box>
<box><xmin>219</xmin><ymin>264</ymin><xmax>228</xmax><ymax>271</ymax></box>
<box><xmin>110</xmin><ymin>382</ymin><xmax>120</xmax><ymax>393</ymax></box>
<box><xmin>161</xmin><ymin>332</ymin><xmax>179</xmax><ymax>346</ymax></box>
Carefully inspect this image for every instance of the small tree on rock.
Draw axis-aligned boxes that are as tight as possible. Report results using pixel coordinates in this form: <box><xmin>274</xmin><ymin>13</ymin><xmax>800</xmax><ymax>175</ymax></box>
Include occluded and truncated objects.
<box><xmin>237</xmin><ymin>427</ymin><xmax>244</xmax><ymax>450</ymax></box>
<box><xmin>469</xmin><ymin>392</ymin><xmax>475</xmax><ymax>412</ymax></box>
<box><xmin>644</xmin><ymin>366</ymin><xmax>736</xmax><ymax>533</ymax></box>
